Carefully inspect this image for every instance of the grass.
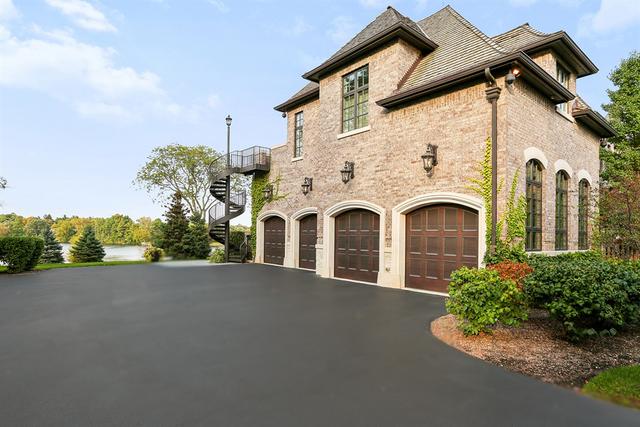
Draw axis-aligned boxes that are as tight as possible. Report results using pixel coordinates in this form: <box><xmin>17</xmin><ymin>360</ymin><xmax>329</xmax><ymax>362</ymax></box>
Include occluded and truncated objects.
<box><xmin>0</xmin><ymin>260</ymin><xmax>148</xmax><ymax>273</ymax></box>
<box><xmin>583</xmin><ymin>365</ymin><xmax>640</xmax><ymax>409</ymax></box>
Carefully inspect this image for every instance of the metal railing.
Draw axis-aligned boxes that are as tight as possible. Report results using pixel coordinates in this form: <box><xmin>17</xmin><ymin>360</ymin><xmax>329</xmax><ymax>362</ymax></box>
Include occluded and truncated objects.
<box><xmin>209</xmin><ymin>146</ymin><xmax>271</xmax><ymax>183</ymax></box>
<box><xmin>208</xmin><ymin>190</ymin><xmax>246</xmax><ymax>223</ymax></box>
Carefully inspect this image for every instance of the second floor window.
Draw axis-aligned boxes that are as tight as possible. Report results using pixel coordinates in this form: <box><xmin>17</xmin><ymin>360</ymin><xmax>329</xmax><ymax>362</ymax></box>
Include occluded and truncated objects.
<box><xmin>294</xmin><ymin>112</ymin><xmax>303</xmax><ymax>158</ymax></box>
<box><xmin>555</xmin><ymin>171</ymin><xmax>569</xmax><ymax>250</ymax></box>
<box><xmin>556</xmin><ymin>64</ymin><xmax>569</xmax><ymax>114</ymax></box>
<box><xmin>342</xmin><ymin>66</ymin><xmax>369</xmax><ymax>133</ymax></box>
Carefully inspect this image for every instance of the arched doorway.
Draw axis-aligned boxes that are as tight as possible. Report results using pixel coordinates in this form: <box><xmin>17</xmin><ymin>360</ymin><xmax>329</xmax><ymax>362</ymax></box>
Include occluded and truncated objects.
<box><xmin>298</xmin><ymin>214</ymin><xmax>317</xmax><ymax>270</ymax></box>
<box><xmin>263</xmin><ymin>216</ymin><xmax>286</xmax><ymax>265</ymax></box>
<box><xmin>334</xmin><ymin>209</ymin><xmax>380</xmax><ymax>283</ymax></box>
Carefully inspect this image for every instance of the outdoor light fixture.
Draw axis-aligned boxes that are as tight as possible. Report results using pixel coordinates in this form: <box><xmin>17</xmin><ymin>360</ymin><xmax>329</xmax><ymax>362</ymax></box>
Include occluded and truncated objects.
<box><xmin>340</xmin><ymin>161</ymin><xmax>355</xmax><ymax>184</ymax></box>
<box><xmin>505</xmin><ymin>67</ymin><xmax>521</xmax><ymax>86</ymax></box>
<box><xmin>262</xmin><ymin>184</ymin><xmax>273</xmax><ymax>201</ymax></box>
<box><xmin>225</xmin><ymin>114</ymin><xmax>233</xmax><ymax>127</ymax></box>
<box><xmin>301</xmin><ymin>177</ymin><xmax>313</xmax><ymax>195</ymax></box>
<box><xmin>421</xmin><ymin>143</ymin><xmax>438</xmax><ymax>177</ymax></box>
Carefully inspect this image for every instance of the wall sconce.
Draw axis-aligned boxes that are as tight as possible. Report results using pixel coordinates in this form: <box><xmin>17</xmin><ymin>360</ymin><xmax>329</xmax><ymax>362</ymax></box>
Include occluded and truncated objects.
<box><xmin>421</xmin><ymin>144</ymin><xmax>438</xmax><ymax>177</ymax></box>
<box><xmin>301</xmin><ymin>177</ymin><xmax>313</xmax><ymax>195</ymax></box>
<box><xmin>262</xmin><ymin>183</ymin><xmax>273</xmax><ymax>201</ymax></box>
<box><xmin>505</xmin><ymin>67</ymin><xmax>521</xmax><ymax>93</ymax></box>
<box><xmin>340</xmin><ymin>161</ymin><xmax>355</xmax><ymax>184</ymax></box>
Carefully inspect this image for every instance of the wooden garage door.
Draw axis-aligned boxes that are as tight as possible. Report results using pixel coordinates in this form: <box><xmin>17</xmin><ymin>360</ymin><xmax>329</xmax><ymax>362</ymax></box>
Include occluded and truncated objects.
<box><xmin>264</xmin><ymin>216</ymin><xmax>285</xmax><ymax>265</ymax></box>
<box><xmin>335</xmin><ymin>209</ymin><xmax>379</xmax><ymax>283</ymax></box>
<box><xmin>299</xmin><ymin>214</ymin><xmax>317</xmax><ymax>270</ymax></box>
<box><xmin>405</xmin><ymin>205</ymin><xmax>478</xmax><ymax>293</ymax></box>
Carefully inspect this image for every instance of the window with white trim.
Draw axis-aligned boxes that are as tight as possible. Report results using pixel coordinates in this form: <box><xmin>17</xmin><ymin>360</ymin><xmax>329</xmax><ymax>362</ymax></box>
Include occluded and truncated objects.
<box><xmin>556</xmin><ymin>64</ymin><xmax>569</xmax><ymax>114</ymax></box>
<box><xmin>342</xmin><ymin>66</ymin><xmax>369</xmax><ymax>133</ymax></box>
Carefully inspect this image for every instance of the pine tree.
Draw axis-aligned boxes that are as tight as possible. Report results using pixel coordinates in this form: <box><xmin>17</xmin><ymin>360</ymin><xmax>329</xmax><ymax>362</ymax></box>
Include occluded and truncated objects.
<box><xmin>181</xmin><ymin>215</ymin><xmax>211</xmax><ymax>259</ymax></box>
<box><xmin>40</xmin><ymin>227</ymin><xmax>64</xmax><ymax>264</ymax></box>
<box><xmin>162</xmin><ymin>191</ymin><xmax>190</xmax><ymax>258</ymax></box>
<box><xmin>69</xmin><ymin>226</ymin><xmax>105</xmax><ymax>263</ymax></box>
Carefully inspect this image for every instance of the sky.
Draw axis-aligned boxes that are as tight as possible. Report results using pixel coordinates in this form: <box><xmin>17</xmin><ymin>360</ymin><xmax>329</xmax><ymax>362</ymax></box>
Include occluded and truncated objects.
<box><xmin>1</xmin><ymin>0</ymin><xmax>639</xmax><ymax>225</ymax></box>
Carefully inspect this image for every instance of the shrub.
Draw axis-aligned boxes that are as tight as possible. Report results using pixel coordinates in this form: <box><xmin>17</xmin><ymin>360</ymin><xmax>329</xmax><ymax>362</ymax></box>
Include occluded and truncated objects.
<box><xmin>484</xmin><ymin>242</ymin><xmax>528</xmax><ymax>265</ymax></box>
<box><xmin>69</xmin><ymin>226</ymin><xmax>105</xmax><ymax>263</ymax></box>
<box><xmin>143</xmin><ymin>246</ymin><xmax>163</xmax><ymax>262</ymax></box>
<box><xmin>524</xmin><ymin>254</ymin><xmax>640</xmax><ymax>340</ymax></box>
<box><xmin>0</xmin><ymin>236</ymin><xmax>44</xmax><ymax>273</ymax></box>
<box><xmin>209</xmin><ymin>248</ymin><xmax>225</xmax><ymax>263</ymax></box>
<box><xmin>446</xmin><ymin>267</ymin><xmax>528</xmax><ymax>335</ymax></box>
<box><xmin>487</xmin><ymin>260</ymin><xmax>533</xmax><ymax>289</ymax></box>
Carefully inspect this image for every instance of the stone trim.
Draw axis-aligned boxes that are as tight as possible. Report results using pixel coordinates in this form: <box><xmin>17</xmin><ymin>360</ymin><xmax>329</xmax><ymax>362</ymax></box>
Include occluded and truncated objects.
<box><xmin>524</xmin><ymin>146</ymin><xmax>549</xmax><ymax>169</ymax></box>
<box><xmin>554</xmin><ymin>159</ymin><xmax>574</xmax><ymax>177</ymax></box>
<box><xmin>337</xmin><ymin>125</ymin><xmax>371</xmax><ymax>140</ymax></box>
<box><xmin>576</xmin><ymin>169</ymin><xmax>593</xmax><ymax>185</ymax></box>
<box><xmin>256</xmin><ymin>210</ymin><xmax>292</xmax><ymax>267</ymax></box>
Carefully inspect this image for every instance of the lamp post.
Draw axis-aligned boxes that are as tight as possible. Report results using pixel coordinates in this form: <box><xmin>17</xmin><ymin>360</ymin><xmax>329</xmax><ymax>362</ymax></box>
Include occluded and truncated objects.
<box><xmin>224</xmin><ymin>114</ymin><xmax>232</xmax><ymax>263</ymax></box>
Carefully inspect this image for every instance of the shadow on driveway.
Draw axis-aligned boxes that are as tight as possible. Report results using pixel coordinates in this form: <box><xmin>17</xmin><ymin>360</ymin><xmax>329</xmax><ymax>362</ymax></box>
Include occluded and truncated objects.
<box><xmin>0</xmin><ymin>263</ymin><xmax>638</xmax><ymax>426</ymax></box>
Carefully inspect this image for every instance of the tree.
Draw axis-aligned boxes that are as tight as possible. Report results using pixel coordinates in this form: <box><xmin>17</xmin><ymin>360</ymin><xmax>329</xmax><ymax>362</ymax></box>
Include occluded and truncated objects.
<box><xmin>24</xmin><ymin>217</ymin><xmax>51</xmax><ymax>238</ymax></box>
<box><xmin>181</xmin><ymin>215</ymin><xmax>211</xmax><ymax>259</ymax></box>
<box><xmin>52</xmin><ymin>218</ymin><xmax>76</xmax><ymax>243</ymax></box>
<box><xmin>162</xmin><ymin>191</ymin><xmax>190</xmax><ymax>258</ymax></box>
<box><xmin>69</xmin><ymin>226</ymin><xmax>105</xmax><ymax>263</ymax></box>
<box><xmin>134</xmin><ymin>144</ymin><xmax>224</xmax><ymax>219</ymax></box>
<box><xmin>40</xmin><ymin>227</ymin><xmax>65</xmax><ymax>264</ymax></box>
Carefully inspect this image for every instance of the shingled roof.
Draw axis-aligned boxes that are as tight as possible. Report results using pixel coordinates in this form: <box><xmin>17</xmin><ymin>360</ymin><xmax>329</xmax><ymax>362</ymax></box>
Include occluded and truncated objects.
<box><xmin>572</xmin><ymin>95</ymin><xmax>616</xmax><ymax>137</ymax></box>
<box><xmin>492</xmin><ymin>23</ymin><xmax>550</xmax><ymax>51</ymax></box>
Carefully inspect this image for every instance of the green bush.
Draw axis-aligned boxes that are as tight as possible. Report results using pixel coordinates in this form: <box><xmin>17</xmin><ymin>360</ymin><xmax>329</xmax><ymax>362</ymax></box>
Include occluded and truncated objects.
<box><xmin>446</xmin><ymin>267</ymin><xmax>528</xmax><ymax>335</ymax></box>
<box><xmin>143</xmin><ymin>246</ymin><xmax>163</xmax><ymax>262</ymax></box>
<box><xmin>0</xmin><ymin>236</ymin><xmax>44</xmax><ymax>273</ymax></box>
<box><xmin>209</xmin><ymin>248</ymin><xmax>225</xmax><ymax>263</ymax></box>
<box><xmin>483</xmin><ymin>242</ymin><xmax>528</xmax><ymax>265</ymax></box>
<box><xmin>524</xmin><ymin>254</ymin><xmax>640</xmax><ymax>340</ymax></box>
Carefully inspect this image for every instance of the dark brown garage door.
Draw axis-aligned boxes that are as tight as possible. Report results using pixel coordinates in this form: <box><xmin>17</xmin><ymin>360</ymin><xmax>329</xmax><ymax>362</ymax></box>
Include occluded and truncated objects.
<box><xmin>299</xmin><ymin>214</ymin><xmax>317</xmax><ymax>270</ymax></box>
<box><xmin>335</xmin><ymin>209</ymin><xmax>379</xmax><ymax>283</ymax></box>
<box><xmin>264</xmin><ymin>216</ymin><xmax>285</xmax><ymax>265</ymax></box>
<box><xmin>405</xmin><ymin>205</ymin><xmax>478</xmax><ymax>293</ymax></box>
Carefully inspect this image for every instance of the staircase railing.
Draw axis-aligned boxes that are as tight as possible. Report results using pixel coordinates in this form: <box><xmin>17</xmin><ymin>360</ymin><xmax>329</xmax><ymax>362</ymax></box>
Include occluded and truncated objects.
<box><xmin>209</xmin><ymin>146</ymin><xmax>271</xmax><ymax>184</ymax></box>
<box><xmin>208</xmin><ymin>190</ymin><xmax>246</xmax><ymax>223</ymax></box>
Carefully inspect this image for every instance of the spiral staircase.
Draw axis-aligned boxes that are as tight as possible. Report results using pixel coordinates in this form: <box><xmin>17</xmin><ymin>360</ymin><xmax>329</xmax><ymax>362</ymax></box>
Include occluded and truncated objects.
<box><xmin>208</xmin><ymin>146</ymin><xmax>271</xmax><ymax>263</ymax></box>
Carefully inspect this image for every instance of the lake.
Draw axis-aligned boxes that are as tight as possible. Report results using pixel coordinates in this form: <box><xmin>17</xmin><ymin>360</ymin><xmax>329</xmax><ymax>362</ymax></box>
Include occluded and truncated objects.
<box><xmin>60</xmin><ymin>244</ymin><xmax>146</xmax><ymax>263</ymax></box>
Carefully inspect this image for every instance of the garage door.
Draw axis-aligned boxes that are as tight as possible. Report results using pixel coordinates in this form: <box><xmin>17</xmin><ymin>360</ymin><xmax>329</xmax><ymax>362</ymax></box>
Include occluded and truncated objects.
<box><xmin>335</xmin><ymin>209</ymin><xmax>379</xmax><ymax>283</ymax></box>
<box><xmin>264</xmin><ymin>216</ymin><xmax>285</xmax><ymax>265</ymax></box>
<box><xmin>299</xmin><ymin>214</ymin><xmax>317</xmax><ymax>270</ymax></box>
<box><xmin>405</xmin><ymin>205</ymin><xmax>478</xmax><ymax>293</ymax></box>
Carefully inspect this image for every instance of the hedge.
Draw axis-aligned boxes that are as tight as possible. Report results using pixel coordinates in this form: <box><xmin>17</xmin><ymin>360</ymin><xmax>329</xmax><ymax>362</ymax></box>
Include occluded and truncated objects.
<box><xmin>0</xmin><ymin>237</ymin><xmax>45</xmax><ymax>273</ymax></box>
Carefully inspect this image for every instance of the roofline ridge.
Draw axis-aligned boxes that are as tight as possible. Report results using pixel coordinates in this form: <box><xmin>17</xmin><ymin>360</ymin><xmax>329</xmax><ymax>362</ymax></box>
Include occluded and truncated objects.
<box><xmin>521</xmin><ymin>23</ymin><xmax>550</xmax><ymax>37</ymax></box>
<box><xmin>442</xmin><ymin>5</ymin><xmax>511</xmax><ymax>55</ymax></box>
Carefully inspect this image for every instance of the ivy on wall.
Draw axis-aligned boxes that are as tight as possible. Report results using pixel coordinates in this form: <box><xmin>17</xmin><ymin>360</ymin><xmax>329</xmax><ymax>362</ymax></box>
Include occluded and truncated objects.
<box><xmin>249</xmin><ymin>172</ymin><xmax>286</xmax><ymax>255</ymax></box>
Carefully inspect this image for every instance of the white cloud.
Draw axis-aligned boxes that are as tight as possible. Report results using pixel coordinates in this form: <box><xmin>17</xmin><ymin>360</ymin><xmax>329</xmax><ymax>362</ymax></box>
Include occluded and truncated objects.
<box><xmin>206</xmin><ymin>0</ymin><xmax>229</xmax><ymax>13</ymax></box>
<box><xmin>0</xmin><ymin>0</ymin><xmax>17</xmax><ymax>21</ymax></box>
<box><xmin>578</xmin><ymin>0</ymin><xmax>640</xmax><ymax>36</ymax></box>
<box><xmin>327</xmin><ymin>16</ymin><xmax>357</xmax><ymax>44</ymax></box>
<box><xmin>207</xmin><ymin>94</ymin><xmax>220</xmax><ymax>109</ymax></box>
<box><xmin>0</xmin><ymin>26</ymin><xmax>197</xmax><ymax>121</ymax></box>
<box><xmin>45</xmin><ymin>0</ymin><xmax>116</xmax><ymax>32</ymax></box>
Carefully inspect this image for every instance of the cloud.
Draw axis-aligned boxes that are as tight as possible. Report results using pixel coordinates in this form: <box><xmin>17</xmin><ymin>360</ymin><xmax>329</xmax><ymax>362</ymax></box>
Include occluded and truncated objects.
<box><xmin>45</xmin><ymin>0</ymin><xmax>116</xmax><ymax>32</ymax></box>
<box><xmin>0</xmin><ymin>26</ymin><xmax>198</xmax><ymax>122</ymax></box>
<box><xmin>207</xmin><ymin>94</ymin><xmax>220</xmax><ymax>109</ymax></box>
<box><xmin>206</xmin><ymin>0</ymin><xmax>229</xmax><ymax>13</ymax></box>
<box><xmin>0</xmin><ymin>0</ymin><xmax>18</xmax><ymax>21</ymax></box>
<box><xmin>270</xmin><ymin>16</ymin><xmax>312</xmax><ymax>37</ymax></box>
<box><xmin>578</xmin><ymin>0</ymin><xmax>640</xmax><ymax>36</ymax></box>
<box><xmin>327</xmin><ymin>16</ymin><xmax>357</xmax><ymax>45</ymax></box>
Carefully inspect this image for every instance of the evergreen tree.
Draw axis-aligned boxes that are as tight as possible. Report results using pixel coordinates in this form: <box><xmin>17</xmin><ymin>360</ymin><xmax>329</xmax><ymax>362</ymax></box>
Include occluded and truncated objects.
<box><xmin>69</xmin><ymin>226</ymin><xmax>105</xmax><ymax>263</ymax></box>
<box><xmin>40</xmin><ymin>227</ymin><xmax>64</xmax><ymax>264</ymax></box>
<box><xmin>181</xmin><ymin>215</ymin><xmax>211</xmax><ymax>259</ymax></box>
<box><xmin>162</xmin><ymin>191</ymin><xmax>190</xmax><ymax>258</ymax></box>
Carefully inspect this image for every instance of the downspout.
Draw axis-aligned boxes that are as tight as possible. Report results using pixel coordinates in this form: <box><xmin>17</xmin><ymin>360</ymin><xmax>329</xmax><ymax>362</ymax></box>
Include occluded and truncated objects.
<box><xmin>484</xmin><ymin>68</ymin><xmax>502</xmax><ymax>256</ymax></box>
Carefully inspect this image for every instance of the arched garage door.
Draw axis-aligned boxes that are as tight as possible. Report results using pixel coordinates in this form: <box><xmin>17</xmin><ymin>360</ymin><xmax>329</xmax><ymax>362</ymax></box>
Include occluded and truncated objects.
<box><xmin>334</xmin><ymin>209</ymin><xmax>379</xmax><ymax>283</ymax></box>
<box><xmin>299</xmin><ymin>214</ymin><xmax>317</xmax><ymax>270</ymax></box>
<box><xmin>405</xmin><ymin>204</ymin><xmax>478</xmax><ymax>293</ymax></box>
<box><xmin>263</xmin><ymin>216</ymin><xmax>285</xmax><ymax>265</ymax></box>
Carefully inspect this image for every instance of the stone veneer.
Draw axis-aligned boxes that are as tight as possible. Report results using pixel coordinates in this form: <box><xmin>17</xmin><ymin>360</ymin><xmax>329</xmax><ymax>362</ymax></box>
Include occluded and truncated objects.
<box><xmin>257</xmin><ymin>38</ymin><xmax>601</xmax><ymax>288</ymax></box>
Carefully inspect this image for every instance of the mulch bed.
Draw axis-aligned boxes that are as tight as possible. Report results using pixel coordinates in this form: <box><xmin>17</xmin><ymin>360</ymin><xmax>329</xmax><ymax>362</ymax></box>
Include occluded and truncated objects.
<box><xmin>431</xmin><ymin>310</ymin><xmax>640</xmax><ymax>389</ymax></box>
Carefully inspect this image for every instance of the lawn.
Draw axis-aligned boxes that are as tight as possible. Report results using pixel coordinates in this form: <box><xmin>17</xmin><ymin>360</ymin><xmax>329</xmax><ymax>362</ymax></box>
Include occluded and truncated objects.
<box><xmin>0</xmin><ymin>260</ymin><xmax>148</xmax><ymax>273</ymax></box>
<box><xmin>584</xmin><ymin>365</ymin><xmax>640</xmax><ymax>409</ymax></box>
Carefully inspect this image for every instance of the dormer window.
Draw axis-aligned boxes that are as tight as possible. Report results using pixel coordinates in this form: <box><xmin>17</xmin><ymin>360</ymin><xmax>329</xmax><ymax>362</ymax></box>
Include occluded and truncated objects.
<box><xmin>556</xmin><ymin>64</ymin><xmax>569</xmax><ymax>114</ymax></box>
<box><xmin>342</xmin><ymin>66</ymin><xmax>369</xmax><ymax>133</ymax></box>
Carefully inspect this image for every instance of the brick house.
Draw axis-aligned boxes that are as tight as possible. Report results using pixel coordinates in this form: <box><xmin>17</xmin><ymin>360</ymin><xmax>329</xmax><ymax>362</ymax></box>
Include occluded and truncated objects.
<box><xmin>254</xmin><ymin>5</ymin><xmax>614</xmax><ymax>293</ymax></box>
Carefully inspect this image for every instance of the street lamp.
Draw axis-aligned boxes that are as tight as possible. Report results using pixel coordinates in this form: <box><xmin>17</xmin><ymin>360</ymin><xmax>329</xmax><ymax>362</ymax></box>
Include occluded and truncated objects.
<box><xmin>224</xmin><ymin>114</ymin><xmax>232</xmax><ymax>263</ymax></box>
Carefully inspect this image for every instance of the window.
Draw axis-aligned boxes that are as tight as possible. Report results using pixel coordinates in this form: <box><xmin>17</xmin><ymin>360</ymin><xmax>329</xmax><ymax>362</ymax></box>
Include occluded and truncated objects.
<box><xmin>555</xmin><ymin>171</ymin><xmax>569</xmax><ymax>250</ymax></box>
<box><xmin>294</xmin><ymin>112</ymin><xmax>303</xmax><ymax>158</ymax></box>
<box><xmin>526</xmin><ymin>160</ymin><xmax>543</xmax><ymax>251</ymax></box>
<box><xmin>342</xmin><ymin>66</ymin><xmax>369</xmax><ymax>133</ymax></box>
<box><xmin>578</xmin><ymin>179</ymin><xmax>590</xmax><ymax>250</ymax></box>
<box><xmin>556</xmin><ymin>64</ymin><xmax>569</xmax><ymax>114</ymax></box>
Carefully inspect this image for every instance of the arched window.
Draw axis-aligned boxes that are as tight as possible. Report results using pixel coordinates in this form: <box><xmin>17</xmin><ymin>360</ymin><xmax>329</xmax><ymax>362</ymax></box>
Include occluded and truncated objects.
<box><xmin>555</xmin><ymin>171</ymin><xmax>569</xmax><ymax>250</ymax></box>
<box><xmin>578</xmin><ymin>179</ymin><xmax>590</xmax><ymax>250</ymax></box>
<box><xmin>526</xmin><ymin>160</ymin><xmax>543</xmax><ymax>251</ymax></box>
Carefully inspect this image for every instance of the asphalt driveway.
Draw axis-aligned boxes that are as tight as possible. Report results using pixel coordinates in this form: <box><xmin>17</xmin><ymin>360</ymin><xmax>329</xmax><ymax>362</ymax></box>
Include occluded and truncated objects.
<box><xmin>0</xmin><ymin>263</ymin><xmax>638</xmax><ymax>426</ymax></box>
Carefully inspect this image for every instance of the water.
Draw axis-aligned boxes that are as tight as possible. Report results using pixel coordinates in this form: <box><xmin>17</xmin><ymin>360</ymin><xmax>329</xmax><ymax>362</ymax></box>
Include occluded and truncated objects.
<box><xmin>60</xmin><ymin>244</ymin><xmax>145</xmax><ymax>263</ymax></box>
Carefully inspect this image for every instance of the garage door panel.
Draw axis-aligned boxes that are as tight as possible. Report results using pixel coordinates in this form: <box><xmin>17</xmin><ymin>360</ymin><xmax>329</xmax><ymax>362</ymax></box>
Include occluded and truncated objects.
<box><xmin>299</xmin><ymin>214</ymin><xmax>317</xmax><ymax>270</ymax></box>
<box><xmin>406</xmin><ymin>204</ymin><xmax>478</xmax><ymax>292</ymax></box>
<box><xmin>335</xmin><ymin>209</ymin><xmax>380</xmax><ymax>283</ymax></box>
<box><xmin>264</xmin><ymin>217</ymin><xmax>285</xmax><ymax>265</ymax></box>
